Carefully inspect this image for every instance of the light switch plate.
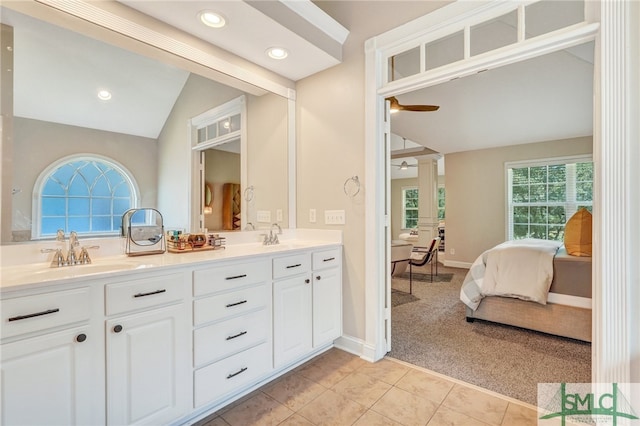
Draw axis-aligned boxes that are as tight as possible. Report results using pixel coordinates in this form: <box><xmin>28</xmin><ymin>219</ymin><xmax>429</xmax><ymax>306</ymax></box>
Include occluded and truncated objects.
<box><xmin>276</xmin><ymin>209</ymin><xmax>283</xmax><ymax>222</ymax></box>
<box><xmin>309</xmin><ymin>209</ymin><xmax>316</xmax><ymax>223</ymax></box>
<box><xmin>257</xmin><ymin>210</ymin><xmax>271</xmax><ymax>223</ymax></box>
<box><xmin>324</xmin><ymin>210</ymin><xmax>345</xmax><ymax>225</ymax></box>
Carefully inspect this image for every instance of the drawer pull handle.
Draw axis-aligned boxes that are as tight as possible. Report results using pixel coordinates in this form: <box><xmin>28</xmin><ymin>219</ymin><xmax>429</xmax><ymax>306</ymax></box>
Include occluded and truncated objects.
<box><xmin>286</xmin><ymin>263</ymin><xmax>302</xmax><ymax>269</ymax></box>
<box><xmin>226</xmin><ymin>300</ymin><xmax>248</xmax><ymax>308</ymax></box>
<box><xmin>226</xmin><ymin>331</ymin><xmax>248</xmax><ymax>340</ymax></box>
<box><xmin>323</xmin><ymin>257</ymin><xmax>336</xmax><ymax>262</ymax></box>
<box><xmin>225</xmin><ymin>274</ymin><xmax>247</xmax><ymax>280</ymax></box>
<box><xmin>134</xmin><ymin>289</ymin><xmax>166</xmax><ymax>298</ymax></box>
<box><xmin>8</xmin><ymin>308</ymin><xmax>59</xmax><ymax>322</ymax></box>
<box><xmin>227</xmin><ymin>367</ymin><xmax>248</xmax><ymax>379</ymax></box>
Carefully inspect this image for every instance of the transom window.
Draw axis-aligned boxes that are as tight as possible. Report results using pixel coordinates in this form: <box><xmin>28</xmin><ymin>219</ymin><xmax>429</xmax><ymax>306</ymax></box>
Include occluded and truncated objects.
<box><xmin>402</xmin><ymin>187</ymin><xmax>419</xmax><ymax>229</ymax></box>
<box><xmin>507</xmin><ymin>156</ymin><xmax>593</xmax><ymax>241</ymax></box>
<box><xmin>35</xmin><ymin>155</ymin><xmax>138</xmax><ymax>238</ymax></box>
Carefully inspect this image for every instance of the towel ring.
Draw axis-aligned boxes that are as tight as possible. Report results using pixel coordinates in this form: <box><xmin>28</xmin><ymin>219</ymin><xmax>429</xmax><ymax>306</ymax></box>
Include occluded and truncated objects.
<box><xmin>244</xmin><ymin>185</ymin><xmax>254</xmax><ymax>202</ymax></box>
<box><xmin>343</xmin><ymin>176</ymin><xmax>360</xmax><ymax>197</ymax></box>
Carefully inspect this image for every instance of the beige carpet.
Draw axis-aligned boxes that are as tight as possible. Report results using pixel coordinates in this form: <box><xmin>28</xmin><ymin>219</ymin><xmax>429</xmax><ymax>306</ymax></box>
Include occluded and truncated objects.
<box><xmin>389</xmin><ymin>264</ymin><xmax>591</xmax><ymax>405</ymax></box>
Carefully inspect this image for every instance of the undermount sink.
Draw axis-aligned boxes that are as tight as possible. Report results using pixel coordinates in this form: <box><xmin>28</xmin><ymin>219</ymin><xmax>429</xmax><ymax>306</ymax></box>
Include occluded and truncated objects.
<box><xmin>32</xmin><ymin>262</ymin><xmax>137</xmax><ymax>277</ymax></box>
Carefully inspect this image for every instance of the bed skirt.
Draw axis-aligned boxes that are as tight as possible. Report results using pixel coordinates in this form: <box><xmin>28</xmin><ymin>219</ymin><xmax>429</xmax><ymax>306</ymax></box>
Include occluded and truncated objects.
<box><xmin>465</xmin><ymin>296</ymin><xmax>592</xmax><ymax>342</ymax></box>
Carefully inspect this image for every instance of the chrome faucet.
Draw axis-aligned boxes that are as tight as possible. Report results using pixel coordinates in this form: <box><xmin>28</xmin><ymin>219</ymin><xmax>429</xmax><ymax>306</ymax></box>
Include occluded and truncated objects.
<box><xmin>262</xmin><ymin>223</ymin><xmax>282</xmax><ymax>245</ymax></box>
<box><xmin>67</xmin><ymin>231</ymin><xmax>80</xmax><ymax>265</ymax></box>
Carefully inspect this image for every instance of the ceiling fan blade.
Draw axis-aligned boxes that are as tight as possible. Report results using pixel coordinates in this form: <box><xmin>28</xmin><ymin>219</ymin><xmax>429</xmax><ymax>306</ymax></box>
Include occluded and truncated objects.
<box><xmin>399</xmin><ymin>104</ymin><xmax>440</xmax><ymax>112</ymax></box>
<box><xmin>387</xmin><ymin>96</ymin><xmax>439</xmax><ymax>112</ymax></box>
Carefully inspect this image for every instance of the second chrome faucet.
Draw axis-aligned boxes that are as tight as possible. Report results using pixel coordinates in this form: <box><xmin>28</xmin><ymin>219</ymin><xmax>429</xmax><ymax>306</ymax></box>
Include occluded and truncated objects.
<box><xmin>41</xmin><ymin>229</ymin><xmax>100</xmax><ymax>267</ymax></box>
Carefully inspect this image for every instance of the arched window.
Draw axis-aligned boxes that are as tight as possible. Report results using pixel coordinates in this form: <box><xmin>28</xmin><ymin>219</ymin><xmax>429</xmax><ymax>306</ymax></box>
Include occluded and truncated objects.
<box><xmin>33</xmin><ymin>155</ymin><xmax>139</xmax><ymax>238</ymax></box>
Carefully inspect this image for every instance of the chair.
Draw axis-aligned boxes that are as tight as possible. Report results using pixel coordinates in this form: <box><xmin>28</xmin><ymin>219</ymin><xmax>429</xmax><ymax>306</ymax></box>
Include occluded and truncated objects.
<box><xmin>408</xmin><ymin>237</ymin><xmax>440</xmax><ymax>294</ymax></box>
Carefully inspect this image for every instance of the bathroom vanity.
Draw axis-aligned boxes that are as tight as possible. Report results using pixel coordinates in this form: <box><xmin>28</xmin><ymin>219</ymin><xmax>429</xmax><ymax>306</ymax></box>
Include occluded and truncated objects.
<box><xmin>0</xmin><ymin>233</ymin><xmax>342</xmax><ymax>425</ymax></box>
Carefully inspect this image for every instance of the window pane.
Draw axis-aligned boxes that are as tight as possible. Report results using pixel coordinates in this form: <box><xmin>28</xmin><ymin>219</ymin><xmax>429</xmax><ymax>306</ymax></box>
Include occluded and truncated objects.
<box><xmin>42</xmin><ymin>197</ymin><xmax>66</xmax><ymax>216</ymax></box>
<box><xmin>42</xmin><ymin>217</ymin><xmax>66</xmax><ymax>235</ymax></box>
<box><xmin>425</xmin><ymin>31</ymin><xmax>464</xmax><ymax>71</ymax></box>
<box><xmin>512</xmin><ymin>185</ymin><xmax>529</xmax><ymax>203</ymax></box>
<box><xmin>513</xmin><ymin>224</ymin><xmax>529</xmax><ymax>239</ymax></box>
<box><xmin>206</xmin><ymin>123</ymin><xmax>217</xmax><ymax>140</ymax></box>
<box><xmin>42</xmin><ymin>179</ymin><xmax>66</xmax><ymax>196</ymax></box>
<box><xmin>68</xmin><ymin>175</ymin><xmax>89</xmax><ymax>196</ymax></box>
<box><xmin>529</xmin><ymin>166</ymin><xmax>547</xmax><ymax>184</ymax></box>
<box><xmin>513</xmin><ymin>206</ymin><xmax>529</xmax><ymax>224</ymax></box>
<box><xmin>548</xmin><ymin>164</ymin><xmax>566</xmax><ymax>183</ymax></box>
<box><xmin>218</xmin><ymin>117</ymin><xmax>231</xmax><ymax>135</ymax></box>
<box><xmin>512</xmin><ymin>168</ymin><xmax>529</xmax><ymax>185</ymax></box>
<box><xmin>529</xmin><ymin>184</ymin><xmax>547</xmax><ymax>202</ymax></box>
<box><xmin>197</xmin><ymin>127</ymin><xmax>206</xmax><ymax>144</ymax></box>
<box><xmin>471</xmin><ymin>10</ymin><xmax>518</xmax><ymax>57</ymax></box>
<box><xmin>92</xmin><ymin>198</ymin><xmax>111</xmax><ymax>215</ymax></box>
<box><xmin>529</xmin><ymin>225</ymin><xmax>548</xmax><ymax>239</ymax></box>
<box><xmin>529</xmin><ymin>206</ymin><xmax>548</xmax><ymax>224</ymax></box>
<box><xmin>548</xmin><ymin>206</ymin><xmax>566</xmax><ymax>224</ymax></box>
<box><xmin>405</xmin><ymin>210</ymin><xmax>418</xmax><ymax>220</ymax></box>
<box><xmin>113</xmin><ymin>198</ymin><xmax>131</xmax><ymax>216</ymax></box>
<box><xmin>548</xmin><ymin>183</ymin><xmax>566</xmax><ymax>202</ymax></box>
<box><xmin>93</xmin><ymin>176</ymin><xmax>111</xmax><ymax>196</ymax></box>
<box><xmin>388</xmin><ymin>46</ymin><xmax>420</xmax><ymax>82</ymax></box>
<box><xmin>51</xmin><ymin>164</ymin><xmax>76</xmax><ymax>184</ymax></box>
<box><xmin>229</xmin><ymin>114</ymin><xmax>241</xmax><ymax>132</ymax></box>
<box><xmin>576</xmin><ymin>181</ymin><xmax>593</xmax><ymax>202</ymax></box>
<box><xmin>548</xmin><ymin>225</ymin><xmax>565</xmax><ymax>241</ymax></box>
<box><xmin>576</xmin><ymin>162</ymin><xmax>593</xmax><ymax>181</ymax></box>
<box><xmin>68</xmin><ymin>198</ymin><xmax>89</xmax><ymax>216</ymax></box>
<box><xmin>525</xmin><ymin>0</ymin><xmax>584</xmax><ymax>39</ymax></box>
<box><xmin>68</xmin><ymin>216</ymin><xmax>90</xmax><ymax>232</ymax></box>
<box><xmin>79</xmin><ymin>163</ymin><xmax>102</xmax><ymax>184</ymax></box>
<box><xmin>92</xmin><ymin>216</ymin><xmax>112</xmax><ymax>232</ymax></box>
<box><xmin>113</xmin><ymin>182</ymin><xmax>131</xmax><ymax>198</ymax></box>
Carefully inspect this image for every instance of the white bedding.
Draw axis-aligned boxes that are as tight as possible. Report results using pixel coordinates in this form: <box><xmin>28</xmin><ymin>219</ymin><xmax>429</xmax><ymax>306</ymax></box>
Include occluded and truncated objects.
<box><xmin>481</xmin><ymin>239</ymin><xmax>561</xmax><ymax>304</ymax></box>
<box><xmin>460</xmin><ymin>239</ymin><xmax>562</xmax><ymax>310</ymax></box>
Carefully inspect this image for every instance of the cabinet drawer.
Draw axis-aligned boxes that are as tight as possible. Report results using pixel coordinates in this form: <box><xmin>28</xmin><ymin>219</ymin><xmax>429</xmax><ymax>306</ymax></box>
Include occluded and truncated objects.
<box><xmin>193</xmin><ymin>260</ymin><xmax>270</xmax><ymax>297</ymax></box>
<box><xmin>312</xmin><ymin>248</ymin><xmax>341</xmax><ymax>270</ymax></box>
<box><xmin>194</xmin><ymin>283</ymin><xmax>269</xmax><ymax>326</ymax></box>
<box><xmin>194</xmin><ymin>342</ymin><xmax>272</xmax><ymax>408</ymax></box>
<box><xmin>105</xmin><ymin>273</ymin><xmax>185</xmax><ymax>316</ymax></box>
<box><xmin>194</xmin><ymin>308</ymin><xmax>269</xmax><ymax>367</ymax></box>
<box><xmin>273</xmin><ymin>253</ymin><xmax>311</xmax><ymax>279</ymax></box>
<box><xmin>1</xmin><ymin>287</ymin><xmax>91</xmax><ymax>339</ymax></box>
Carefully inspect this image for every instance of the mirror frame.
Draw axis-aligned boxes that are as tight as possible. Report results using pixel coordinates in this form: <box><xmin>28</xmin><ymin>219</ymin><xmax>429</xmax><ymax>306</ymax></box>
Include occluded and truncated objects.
<box><xmin>3</xmin><ymin>0</ymin><xmax>297</xmax><ymax>240</ymax></box>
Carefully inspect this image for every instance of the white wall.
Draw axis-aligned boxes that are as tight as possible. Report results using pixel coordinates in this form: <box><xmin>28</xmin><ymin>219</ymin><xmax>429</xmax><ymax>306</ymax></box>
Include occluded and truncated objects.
<box><xmin>12</xmin><ymin>117</ymin><xmax>158</xmax><ymax>240</ymax></box>
<box><xmin>445</xmin><ymin>136</ymin><xmax>593</xmax><ymax>265</ymax></box>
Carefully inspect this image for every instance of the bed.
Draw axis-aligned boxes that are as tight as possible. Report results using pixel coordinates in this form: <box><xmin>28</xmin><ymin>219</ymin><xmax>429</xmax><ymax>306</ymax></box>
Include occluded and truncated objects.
<box><xmin>460</xmin><ymin>240</ymin><xmax>592</xmax><ymax>342</ymax></box>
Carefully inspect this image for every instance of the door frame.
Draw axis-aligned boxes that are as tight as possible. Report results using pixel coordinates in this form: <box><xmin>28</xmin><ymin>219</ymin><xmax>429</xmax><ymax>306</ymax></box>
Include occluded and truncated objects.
<box><xmin>364</xmin><ymin>0</ymin><xmax>639</xmax><ymax>386</ymax></box>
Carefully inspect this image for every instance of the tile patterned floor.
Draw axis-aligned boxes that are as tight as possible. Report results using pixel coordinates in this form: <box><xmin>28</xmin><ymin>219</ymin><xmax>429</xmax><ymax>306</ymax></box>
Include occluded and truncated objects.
<box><xmin>195</xmin><ymin>348</ymin><xmax>539</xmax><ymax>426</ymax></box>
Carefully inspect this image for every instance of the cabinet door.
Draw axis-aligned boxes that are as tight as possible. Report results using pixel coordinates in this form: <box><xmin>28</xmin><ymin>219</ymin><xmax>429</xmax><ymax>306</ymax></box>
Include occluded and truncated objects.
<box><xmin>313</xmin><ymin>267</ymin><xmax>342</xmax><ymax>347</ymax></box>
<box><xmin>273</xmin><ymin>275</ymin><xmax>312</xmax><ymax>368</ymax></box>
<box><xmin>1</xmin><ymin>326</ymin><xmax>102</xmax><ymax>426</ymax></box>
<box><xmin>106</xmin><ymin>304</ymin><xmax>189</xmax><ymax>426</ymax></box>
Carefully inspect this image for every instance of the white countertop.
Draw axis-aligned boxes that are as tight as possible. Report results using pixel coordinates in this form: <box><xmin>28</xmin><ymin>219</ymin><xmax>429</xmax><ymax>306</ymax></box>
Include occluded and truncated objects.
<box><xmin>0</xmin><ymin>230</ymin><xmax>342</xmax><ymax>293</ymax></box>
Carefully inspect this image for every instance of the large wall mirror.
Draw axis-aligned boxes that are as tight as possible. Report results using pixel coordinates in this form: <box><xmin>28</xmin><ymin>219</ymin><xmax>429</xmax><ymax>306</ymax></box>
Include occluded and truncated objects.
<box><xmin>1</xmin><ymin>3</ymin><xmax>292</xmax><ymax>244</ymax></box>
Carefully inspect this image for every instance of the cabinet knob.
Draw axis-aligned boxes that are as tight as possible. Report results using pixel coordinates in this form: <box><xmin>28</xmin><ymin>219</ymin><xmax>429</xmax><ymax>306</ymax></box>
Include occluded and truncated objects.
<box><xmin>76</xmin><ymin>333</ymin><xmax>87</xmax><ymax>343</ymax></box>
<box><xmin>305</xmin><ymin>279</ymin><xmax>310</xmax><ymax>284</ymax></box>
<box><xmin>316</xmin><ymin>275</ymin><xmax>321</xmax><ymax>280</ymax></box>
<box><xmin>113</xmin><ymin>325</ymin><xmax>123</xmax><ymax>333</ymax></box>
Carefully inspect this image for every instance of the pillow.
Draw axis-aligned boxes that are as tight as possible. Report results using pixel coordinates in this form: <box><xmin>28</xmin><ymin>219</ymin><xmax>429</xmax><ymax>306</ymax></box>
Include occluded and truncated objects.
<box><xmin>564</xmin><ymin>208</ymin><xmax>592</xmax><ymax>256</ymax></box>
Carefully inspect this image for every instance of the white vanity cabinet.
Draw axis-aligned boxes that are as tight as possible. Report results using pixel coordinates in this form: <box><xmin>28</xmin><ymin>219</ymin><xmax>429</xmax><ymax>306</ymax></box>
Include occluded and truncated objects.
<box><xmin>311</xmin><ymin>248</ymin><xmax>343</xmax><ymax>348</ymax></box>
<box><xmin>0</xmin><ymin>286</ymin><xmax>104</xmax><ymax>426</ymax></box>
<box><xmin>192</xmin><ymin>259</ymin><xmax>273</xmax><ymax>408</ymax></box>
<box><xmin>105</xmin><ymin>272</ymin><xmax>191</xmax><ymax>426</ymax></box>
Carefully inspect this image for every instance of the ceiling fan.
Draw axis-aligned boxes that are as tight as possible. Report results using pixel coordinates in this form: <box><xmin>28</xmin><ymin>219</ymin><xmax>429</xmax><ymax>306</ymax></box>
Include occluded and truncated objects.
<box><xmin>393</xmin><ymin>160</ymin><xmax>418</xmax><ymax>170</ymax></box>
<box><xmin>392</xmin><ymin>138</ymin><xmax>418</xmax><ymax>170</ymax></box>
<box><xmin>387</xmin><ymin>96</ymin><xmax>439</xmax><ymax>113</ymax></box>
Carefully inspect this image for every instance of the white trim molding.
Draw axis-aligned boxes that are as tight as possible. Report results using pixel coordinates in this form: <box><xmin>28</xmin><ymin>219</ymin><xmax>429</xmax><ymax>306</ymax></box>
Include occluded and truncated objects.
<box><xmin>365</xmin><ymin>0</ymin><xmax>639</xmax><ymax>384</ymax></box>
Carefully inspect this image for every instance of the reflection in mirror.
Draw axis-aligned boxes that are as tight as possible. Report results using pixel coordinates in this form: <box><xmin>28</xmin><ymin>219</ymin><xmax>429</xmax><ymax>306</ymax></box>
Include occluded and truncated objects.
<box><xmin>1</xmin><ymin>6</ymin><xmax>289</xmax><ymax>243</ymax></box>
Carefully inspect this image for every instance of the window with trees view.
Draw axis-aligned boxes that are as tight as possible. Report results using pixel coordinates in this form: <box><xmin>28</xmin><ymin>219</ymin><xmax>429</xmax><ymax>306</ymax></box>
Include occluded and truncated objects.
<box><xmin>402</xmin><ymin>187</ymin><xmax>419</xmax><ymax>229</ymax></box>
<box><xmin>507</xmin><ymin>156</ymin><xmax>593</xmax><ymax>241</ymax></box>
<box><xmin>438</xmin><ymin>186</ymin><xmax>445</xmax><ymax>222</ymax></box>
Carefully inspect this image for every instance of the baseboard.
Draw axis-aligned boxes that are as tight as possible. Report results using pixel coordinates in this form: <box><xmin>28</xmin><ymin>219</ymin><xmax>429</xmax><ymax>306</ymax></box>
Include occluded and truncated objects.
<box><xmin>334</xmin><ymin>335</ymin><xmax>379</xmax><ymax>362</ymax></box>
<box><xmin>444</xmin><ymin>260</ymin><xmax>472</xmax><ymax>269</ymax></box>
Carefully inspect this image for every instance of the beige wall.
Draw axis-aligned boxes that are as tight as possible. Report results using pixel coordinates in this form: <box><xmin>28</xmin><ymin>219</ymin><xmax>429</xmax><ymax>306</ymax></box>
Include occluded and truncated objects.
<box><xmin>204</xmin><ymin>150</ymin><xmax>240</xmax><ymax>231</ymax></box>
<box><xmin>391</xmin><ymin>178</ymin><xmax>418</xmax><ymax>240</ymax></box>
<box><xmin>445</xmin><ymin>136</ymin><xmax>593</xmax><ymax>265</ymax></box>
<box><xmin>246</xmin><ymin>93</ymin><xmax>288</xmax><ymax>229</ymax></box>
<box><xmin>11</xmin><ymin>117</ymin><xmax>158</xmax><ymax>238</ymax></box>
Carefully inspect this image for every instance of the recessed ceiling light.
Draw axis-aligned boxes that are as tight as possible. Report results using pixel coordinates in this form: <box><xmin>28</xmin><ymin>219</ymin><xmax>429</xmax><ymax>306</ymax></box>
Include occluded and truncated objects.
<box><xmin>97</xmin><ymin>89</ymin><xmax>112</xmax><ymax>101</ymax></box>
<box><xmin>267</xmin><ymin>47</ymin><xmax>288</xmax><ymax>60</ymax></box>
<box><xmin>199</xmin><ymin>11</ymin><xmax>226</xmax><ymax>28</ymax></box>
